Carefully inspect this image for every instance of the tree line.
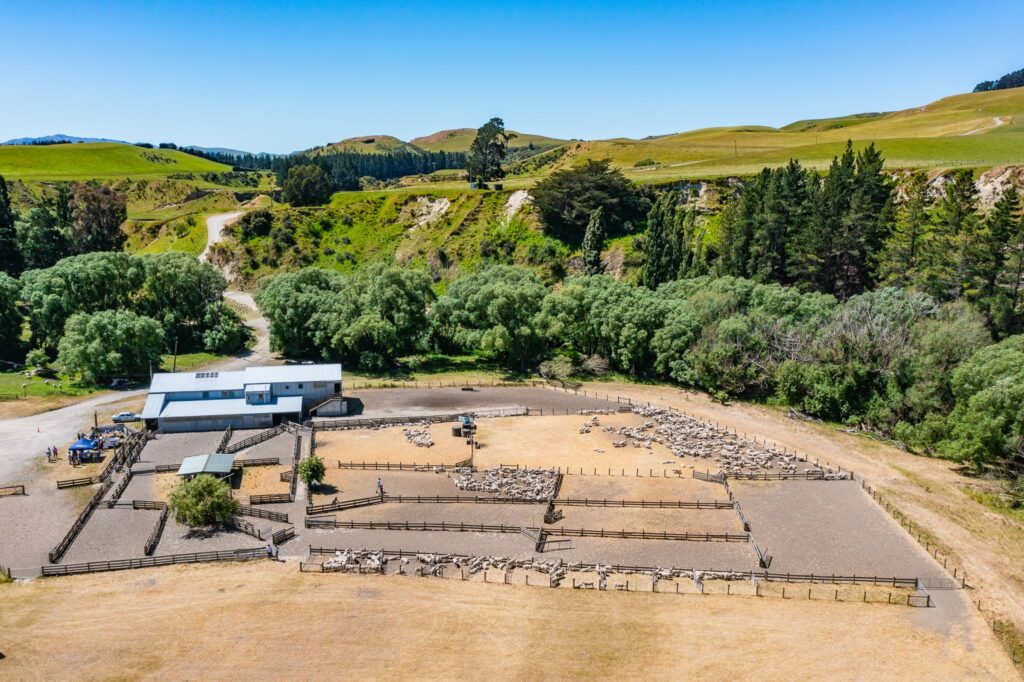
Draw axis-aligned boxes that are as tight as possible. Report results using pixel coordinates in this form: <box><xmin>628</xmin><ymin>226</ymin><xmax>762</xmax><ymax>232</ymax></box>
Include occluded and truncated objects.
<box><xmin>2</xmin><ymin>251</ymin><xmax>250</xmax><ymax>381</ymax></box>
<box><xmin>643</xmin><ymin>144</ymin><xmax>1024</xmax><ymax>337</ymax></box>
<box><xmin>974</xmin><ymin>66</ymin><xmax>1024</xmax><ymax>92</ymax></box>
<box><xmin>256</xmin><ymin>263</ymin><xmax>1022</xmax><ymax>472</ymax></box>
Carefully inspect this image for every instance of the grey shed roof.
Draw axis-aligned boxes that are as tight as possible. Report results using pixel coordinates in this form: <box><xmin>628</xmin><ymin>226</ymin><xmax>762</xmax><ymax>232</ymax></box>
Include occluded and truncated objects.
<box><xmin>158</xmin><ymin>396</ymin><xmax>303</xmax><ymax>419</ymax></box>
<box><xmin>242</xmin><ymin>364</ymin><xmax>342</xmax><ymax>385</ymax></box>
<box><xmin>176</xmin><ymin>453</ymin><xmax>236</xmax><ymax>477</ymax></box>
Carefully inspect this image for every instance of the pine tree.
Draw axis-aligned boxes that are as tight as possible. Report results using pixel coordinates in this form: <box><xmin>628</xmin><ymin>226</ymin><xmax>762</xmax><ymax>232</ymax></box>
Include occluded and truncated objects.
<box><xmin>880</xmin><ymin>172</ymin><xmax>930</xmax><ymax>286</ymax></box>
<box><xmin>922</xmin><ymin>169</ymin><xmax>981</xmax><ymax>301</ymax></box>
<box><xmin>582</xmin><ymin>207</ymin><xmax>605</xmax><ymax>276</ymax></box>
<box><xmin>0</xmin><ymin>175</ymin><xmax>23</xmax><ymax>276</ymax></box>
<box><xmin>809</xmin><ymin>142</ymin><xmax>857</xmax><ymax>296</ymax></box>
<box><xmin>986</xmin><ymin>187</ymin><xmax>1024</xmax><ymax>334</ymax></box>
<box><xmin>55</xmin><ymin>183</ymin><xmax>73</xmax><ymax>229</ymax></box>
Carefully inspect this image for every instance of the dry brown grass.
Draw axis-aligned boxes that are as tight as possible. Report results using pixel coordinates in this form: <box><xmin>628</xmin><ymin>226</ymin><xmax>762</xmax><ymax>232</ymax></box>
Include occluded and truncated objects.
<box><xmin>0</xmin><ymin>561</ymin><xmax>1014</xmax><ymax>680</ymax></box>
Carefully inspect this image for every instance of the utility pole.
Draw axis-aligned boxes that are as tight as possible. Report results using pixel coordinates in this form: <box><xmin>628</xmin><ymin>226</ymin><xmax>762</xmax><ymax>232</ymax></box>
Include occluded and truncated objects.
<box><xmin>172</xmin><ymin>338</ymin><xmax>178</xmax><ymax>372</ymax></box>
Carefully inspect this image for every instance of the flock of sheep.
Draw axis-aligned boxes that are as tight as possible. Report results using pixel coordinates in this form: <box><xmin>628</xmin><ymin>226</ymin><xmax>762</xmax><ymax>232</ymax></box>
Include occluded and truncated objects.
<box><xmin>451</xmin><ymin>466</ymin><xmax>557</xmax><ymax>499</ymax></box>
<box><xmin>576</xmin><ymin>405</ymin><xmax>848</xmax><ymax>478</ymax></box>
<box><xmin>318</xmin><ymin>549</ymin><xmax>753</xmax><ymax>590</ymax></box>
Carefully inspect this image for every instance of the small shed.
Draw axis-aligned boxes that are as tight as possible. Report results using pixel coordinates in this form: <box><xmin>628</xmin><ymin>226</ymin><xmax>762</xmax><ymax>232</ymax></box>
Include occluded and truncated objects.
<box><xmin>176</xmin><ymin>453</ymin><xmax>236</xmax><ymax>480</ymax></box>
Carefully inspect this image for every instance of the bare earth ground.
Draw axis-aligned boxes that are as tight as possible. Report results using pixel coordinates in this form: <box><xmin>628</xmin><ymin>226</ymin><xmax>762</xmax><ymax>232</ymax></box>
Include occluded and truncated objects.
<box><xmin>0</xmin><ymin>561</ymin><xmax>1015</xmax><ymax>681</ymax></box>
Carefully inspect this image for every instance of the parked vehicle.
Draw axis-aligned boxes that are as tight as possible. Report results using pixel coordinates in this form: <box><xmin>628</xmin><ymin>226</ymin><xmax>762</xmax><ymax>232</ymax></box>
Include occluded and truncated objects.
<box><xmin>111</xmin><ymin>411</ymin><xmax>139</xmax><ymax>423</ymax></box>
<box><xmin>109</xmin><ymin>378</ymin><xmax>130</xmax><ymax>389</ymax></box>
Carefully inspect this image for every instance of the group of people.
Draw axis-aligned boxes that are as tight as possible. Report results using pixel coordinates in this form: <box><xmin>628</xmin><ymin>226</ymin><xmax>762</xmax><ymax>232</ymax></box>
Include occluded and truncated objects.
<box><xmin>44</xmin><ymin>445</ymin><xmax>60</xmax><ymax>463</ymax></box>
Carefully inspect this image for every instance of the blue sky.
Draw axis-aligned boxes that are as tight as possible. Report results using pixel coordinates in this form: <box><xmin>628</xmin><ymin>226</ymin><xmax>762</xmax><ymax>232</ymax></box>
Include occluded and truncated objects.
<box><xmin>2</xmin><ymin>0</ymin><xmax>1022</xmax><ymax>153</ymax></box>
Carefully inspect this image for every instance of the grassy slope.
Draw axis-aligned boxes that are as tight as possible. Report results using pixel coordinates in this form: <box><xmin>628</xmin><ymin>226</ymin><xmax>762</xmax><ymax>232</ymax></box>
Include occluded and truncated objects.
<box><xmin>410</xmin><ymin>128</ymin><xmax>571</xmax><ymax>152</ymax></box>
<box><xmin>311</xmin><ymin>135</ymin><xmax>422</xmax><ymax>155</ymax></box>
<box><xmin>0</xmin><ymin>142</ymin><xmax>229</xmax><ymax>180</ymax></box>
<box><xmin>553</xmin><ymin>88</ymin><xmax>1024</xmax><ymax>182</ymax></box>
<box><xmin>224</xmin><ymin>188</ymin><xmax>568</xmax><ymax>286</ymax></box>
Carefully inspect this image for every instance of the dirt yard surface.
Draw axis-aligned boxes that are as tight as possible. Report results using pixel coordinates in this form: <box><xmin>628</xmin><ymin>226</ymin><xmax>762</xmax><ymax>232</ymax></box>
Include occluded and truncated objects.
<box><xmin>312</xmin><ymin>468</ymin><xmax>486</xmax><ymax>502</ymax></box>
<box><xmin>549</xmin><ymin>506</ymin><xmax>744</xmax><ymax>535</ymax></box>
<box><xmin>558</xmin><ymin>473</ymin><xmax>726</xmax><ymax>501</ymax></box>
<box><xmin>3</xmin><ymin>561</ymin><xmax>1013</xmax><ymax>680</ymax></box>
<box><xmin>339</xmin><ymin>501</ymin><xmax>545</xmax><ymax>527</ymax></box>
<box><xmin>61</xmin><ymin>507</ymin><xmax>156</xmax><ymax>563</ymax></box>
<box><xmin>348</xmin><ymin>385</ymin><xmax>618</xmax><ymax>417</ymax></box>
<box><xmin>734</xmin><ymin>480</ymin><xmax>944</xmax><ymax>579</ymax></box>
<box><xmin>238</xmin><ymin>464</ymin><xmax>291</xmax><ymax>499</ymax></box>
<box><xmin>315</xmin><ymin>424</ymin><xmax>471</xmax><ymax>466</ymax></box>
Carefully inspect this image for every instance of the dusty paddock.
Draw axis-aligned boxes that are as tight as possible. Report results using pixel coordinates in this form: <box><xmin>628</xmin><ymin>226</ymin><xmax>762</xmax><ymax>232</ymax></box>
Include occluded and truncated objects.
<box><xmin>0</xmin><ymin>561</ymin><xmax>1015</xmax><ymax>681</ymax></box>
<box><xmin>314</xmin><ymin>413</ymin><xmax>722</xmax><ymax>473</ymax></box>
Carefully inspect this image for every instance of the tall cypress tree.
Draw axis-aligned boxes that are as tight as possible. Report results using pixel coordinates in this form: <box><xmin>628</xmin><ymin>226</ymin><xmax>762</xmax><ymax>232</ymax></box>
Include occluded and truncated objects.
<box><xmin>55</xmin><ymin>183</ymin><xmax>73</xmax><ymax>229</ymax></box>
<box><xmin>983</xmin><ymin>186</ymin><xmax>1022</xmax><ymax>333</ymax></box>
<box><xmin>0</xmin><ymin>175</ymin><xmax>23</xmax><ymax>276</ymax></box>
<box><xmin>643</xmin><ymin>192</ymin><xmax>681</xmax><ymax>288</ymax></box>
<box><xmin>582</xmin><ymin>207</ymin><xmax>605</xmax><ymax>276</ymax></box>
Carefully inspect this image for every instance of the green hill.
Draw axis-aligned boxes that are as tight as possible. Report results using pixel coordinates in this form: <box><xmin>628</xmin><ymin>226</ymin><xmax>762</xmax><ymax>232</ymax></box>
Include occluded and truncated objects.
<box><xmin>0</xmin><ymin>142</ymin><xmax>229</xmax><ymax>180</ymax></box>
<box><xmin>543</xmin><ymin>88</ymin><xmax>1024</xmax><ymax>182</ymax></box>
<box><xmin>311</xmin><ymin>135</ymin><xmax>423</xmax><ymax>155</ymax></box>
<box><xmin>410</xmin><ymin>129</ymin><xmax>570</xmax><ymax>153</ymax></box>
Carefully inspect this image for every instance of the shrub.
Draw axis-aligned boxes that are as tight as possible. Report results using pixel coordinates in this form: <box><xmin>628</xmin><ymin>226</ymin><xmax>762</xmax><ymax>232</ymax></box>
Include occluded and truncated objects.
<box><xmin>168</xmin><ymin>475</ymin><xmax>239</xmax><ymax>527</ymax></box>
<box><xmin>298</xmin><ymin>454</ymin><xmax>326</xmax><ymax>488</ymax></box>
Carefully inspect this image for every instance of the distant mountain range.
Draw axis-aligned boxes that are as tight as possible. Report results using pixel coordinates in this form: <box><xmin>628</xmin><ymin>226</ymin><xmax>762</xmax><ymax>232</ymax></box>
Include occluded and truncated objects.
<box><xmin>1</xmin><ymin>134</ymin><xmax>130</xmax><ymax>145</ymax></box>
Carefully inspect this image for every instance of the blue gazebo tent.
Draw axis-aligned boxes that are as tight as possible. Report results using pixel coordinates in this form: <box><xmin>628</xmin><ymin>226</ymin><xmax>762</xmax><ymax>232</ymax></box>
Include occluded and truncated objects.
<box><xmin>69</xmin><ymin>438</ymin><xmax>98</xmax><ymax>452</ymax></box>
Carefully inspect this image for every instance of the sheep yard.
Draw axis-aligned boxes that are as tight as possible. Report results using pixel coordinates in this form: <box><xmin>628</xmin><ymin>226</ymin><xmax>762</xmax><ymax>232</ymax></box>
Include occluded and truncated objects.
<box><xmin>1</xmin><ymin>384</ymin><xmax>1015</xmax><ymax>679</ymax></box>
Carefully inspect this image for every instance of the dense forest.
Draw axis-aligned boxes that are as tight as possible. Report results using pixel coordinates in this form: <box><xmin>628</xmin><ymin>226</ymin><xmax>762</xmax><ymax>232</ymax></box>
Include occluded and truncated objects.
<box><xmin>186</xmin><ymin>146</ymin><xmax>467</xmax><ymax>189</ymax></box>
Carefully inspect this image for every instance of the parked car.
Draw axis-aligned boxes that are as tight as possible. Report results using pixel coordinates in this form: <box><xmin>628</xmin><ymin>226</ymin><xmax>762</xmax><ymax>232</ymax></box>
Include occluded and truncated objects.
<box><xmin>109</xmin><ymin>378</ymin><xmax>129</xmax><ymax>389</ymax></box>
<box><xmin>111</xmin><ymin>411</ymin><xmax>139</xmax><ymax>423</ymax></box>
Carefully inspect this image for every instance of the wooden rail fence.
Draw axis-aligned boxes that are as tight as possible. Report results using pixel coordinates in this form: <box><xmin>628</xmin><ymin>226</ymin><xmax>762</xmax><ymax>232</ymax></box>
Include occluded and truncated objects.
<box><xmin>555</xmin><ymin>498</ymin><xmax>733</xmax><ymax>509</ymax></box>
<box><xmin>0</xmin><ymin>484</ymin><xmax>26</xmax><ymax>497</ymax></box>
<box><xmin>56</xmin><ymin>476</ymin><xmax>99</xmax><ymax>489</ymax></box>
<box><xmin>143</xmin><ymin>506</ymin><xmax>169</xmax><ymax>556</ymax></box>
<box><xmin>335</xmin><ymin>461</ymin><xmax>472</xmax><ymax>471</ymax></box>
<box><xmin>272</xmin><ymin>527</ymin><xmax>296</xmax><ymax>545</ymax></box>
<box><xmin>48</xmin><ymin>478</ymin><xmax>113</xmax><ymax>563</ymax></box>
<box><xmin>305</xmin><ymin>519</ymin><xmax>527</xmax><ymax>534</ymax></box>
<box><xmin>313</xmin><ymin>407</ymin><xmax>528</xmax><ymax>431</ymax></box>
<box><xmin>41</xmin><ymin>548</ymin><xmax>269</xmax><ymax>577</ymax></box>
<box><xmin>221</xmin><ymin>424</ymin><xmax>287</xmax><ymax>454</ymax></box>
<box><xmin>541</xmin><ymin>528</ymin><xmax>750</xmax><ymax>542</ymax></box>
<box><xmin>216</xmin><ymin>425</ymin><xmax>233</xmax><ymax>453</ymax></box>
<box><xmin>105</xmin><ymin>470</ymin><xmax>134</xmax><ymax>508</ymax></box>
<box><xmin>234</xmin><ymin>457</ymin><xmax>280</xmax><ymax>467</ymax></box>
<box><xmin>132</xmin><ymin>500</ymin><xmax>168</xmax><ymax>511</ymax></box>
<box><xmin>237</xmin><ymin>504</ymin><xmax>289</xmax><ymax>523</ymax></box>
<box><xmin>249</xmin><ymin>493</ymin><xmax>293</xmax><ymax>505</ymax></box>
<box><xmin>227</xmin><ymin>516</ymin><xmax>263</xmax><ymax>540</ymax></box>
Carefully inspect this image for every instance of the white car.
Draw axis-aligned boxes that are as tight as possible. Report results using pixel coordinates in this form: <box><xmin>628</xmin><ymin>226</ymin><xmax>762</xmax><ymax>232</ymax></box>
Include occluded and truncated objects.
<box><xmin>111</xmin><ymin>411</ymin><xmax>140</xmax><ymax>423</ymax></box>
